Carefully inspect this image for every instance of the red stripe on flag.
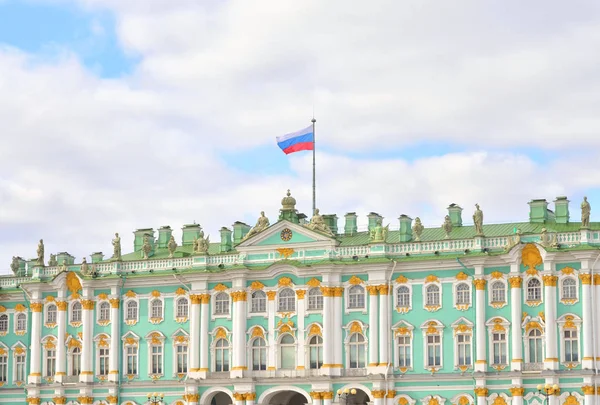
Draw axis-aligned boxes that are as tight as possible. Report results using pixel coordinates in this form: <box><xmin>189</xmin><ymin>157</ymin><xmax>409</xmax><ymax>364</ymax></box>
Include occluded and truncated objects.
<box><xmin>282</xmin><ymin>142</ymin><xmax>314</xmax><ymax>154</ymax></box>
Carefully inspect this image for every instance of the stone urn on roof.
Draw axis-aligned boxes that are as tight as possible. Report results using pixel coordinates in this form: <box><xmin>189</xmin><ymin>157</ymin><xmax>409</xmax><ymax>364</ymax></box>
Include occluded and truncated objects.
<box><xmin>279</xmin><ymin>189</ymin><xmax>299</xmax><ymax>223</ymax></box>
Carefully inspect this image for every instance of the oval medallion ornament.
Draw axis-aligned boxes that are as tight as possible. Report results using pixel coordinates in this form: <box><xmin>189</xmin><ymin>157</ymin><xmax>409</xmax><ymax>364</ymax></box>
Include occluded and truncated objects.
<box><xmin>280</xmin><ymin>228</ymin><xmax>293</xmax><ymax>241</ymax></box>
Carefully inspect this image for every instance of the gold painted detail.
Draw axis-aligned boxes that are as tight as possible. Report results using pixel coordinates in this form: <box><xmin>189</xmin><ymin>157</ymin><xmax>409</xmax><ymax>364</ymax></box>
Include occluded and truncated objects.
<box><xmin>68</xmin><ymin>339</ymin><xmax>82</xmax><ymax>349</ymax></box>
<box><xmin>215</xmin><ymin>327</ymin><xmax>227</xmax><ymax>339</ymax></box>
<box><xmin>348</xmin><ymin>275</ymin><xmax>364</xmax><ymax>285</ymax></box>
<box><xmin>526</xmin><ymin>299</ymin><xmax>542</xmax><ymax>307</ymax></box>
<box><xmin>309</xmin><ymin>324</ymin><xmax>322</xmax><ymax>336</ymax></box>
<box><xmin>175</xmin><ymin>287</ymin><xmax>187</xmax><ymax>295</ymax></box>
<box><xmin>473</xmin><ymin>388</ymin><xmax>488</xmax><ymax>397</ymax></box>
<box><xmin>26</xmin><ymin>397</ymin><xmax>41</xmax><ymax>405</ymax></box>
<box><xmin>387</xmin><ymin>390</ymin><xmax>396</xmax><ymax>399</ymax></box>
<box><xmin>174</xmin><ymin>335</ymin><xmax>189</xmax><ymax>344</ymax></box>
<box><xmin>490</xmin><ymin>271</ymin><xmax>504</xmax><ymax>279</ymax></box>
<box><xmin>564</xmin><ymin>396</ymin><xmax>579</xmax><ymax>405</ymax></box>
<box><xmin>397</xmin><ymin>306</ymin><xmax>410</xmax><ymax>314</ymax></box>
<box><xmin>232</xmin><ymin>291</ymin><xmax>247</xmax><ymax>302</ymax></box>
<box><xmin>108</xmin><ymin>298</ymin><xmax>119</xmax><ymax>308</ymax></box>
<box><xmin>525</xmin><ymin>321</ymin><xmax>542</xmax><ymax>332</ymax></box>
<box><xmin>296</xmin><ymin>289</ymin><xmax>306</xmax><ymax>299</ymax></box>
<box><xmin>267</xmin><ymin>291</ymin><xmax>277</xmax><ymax>300</ymax></box>
<box><xmin>66</xmin><ymin>271</ymin><xmax>82</xmax><ymax>295</ymax></box>
<box><xmin>366</xmin><ymin>285</ymin><xmax>379</xmax><ymax>295</ymax></box>
<box><xmin>508</xmin><ymin>276</ymin><xmax>522</xmax><ymax>288</ymax></box>
<box><xmin>349</xmin><ymin>321</ymin><xmax>363</xmax><ymax>333</ymax></box>
<box><xmin>456</xmin><ymin>304</ymin><xmax>470</xmax><ymax>311</ymax></box>
<box><xmin>543</xmin><ymin>275</ymin><xmax>558</xmax><ymax>287</ymax></box>
<box><xmin>78</xmin><ymin>396</ymin><xmax>94</xmax><ymax>405</ymax></box>
<box><xmin>564</xmin><ymin>315</ymin><xmax>577</xmax><ymax>329</ymax></box>
<box><xmin>14</xmin><ymin>304</ymin><xmax>26</xmax><ymax>312</ymax></box>
<box><xmin>190</xmin><ymin>294</ymin><xmax>202</xmax><ymax>304</ymax></box>
<box><xmin>250</xmin><ymin>280</ymin><xmax>265</xmax><ymax>290</ymax></box>
<box><xmin>395</xmin><ymin>326</ymin><xmax>412</xmax><ymax>336</ymax></box>
<box><xmin>276</xmin><ymin>248</ymin><xmax>295</xmax><ymax>259</ymax></box>
<box><xmin>372</xmin><ymin>390</ymin><xmax>386</xmax><ymax>399</ymax></box>
<box><xmin>522</xmin><ymin>243</ymin><xmax>543</xmax><ymax>272</ymax></box>
<box><xmin>307</xmin><ymin>277</ymin><xmax>321</xmax><ymax>287</ymax></box>
<box><xmin>55</xmin><ymin>300</ymin><xmax>67</xmax><ymax>311</ymax></box>
<box><xmin>278</xmin><ymin>276</ymin><xmax>293</xmax><ymax>287</ymax></box>
<box><xmin>473</xmin><ymin>279</ymin><xmax>486</xmax><ymax>290</ymax></box>
<box><xmin>508</xmin><ymin>388</ymin><xmax>524</xmax><ymax>397</ymax></box>
<box><xmin>594</xmin><ymin>274</ymin><xmax>600</xmax><ymax>285</ymax></box>
<box><xmin>456</xmin><ymin>272</ymin><xmax>468</xmax><ymax>280</ymax></box>
<box><xmin>81</xmin><ymin>299</ymin><xmax>95</xmax><ymax>310</ymax></box>
<box><xmin>31</xmin><ymin>302</ymin><xmax>43</xmax><ymax>312</ymax></box>
<box><xmin>379</xmin><ymin>284</ymin><xmax>389</xmax><ymax>295</ymax></box>
<box><xmin>97</xmin><ymin>293</ymin><xmax>108</xmax><ymax>300</ymax></box>
<box><xmin>151</xmin><ymin>290</ymin><xmax>161</xmax><ymax>297</ymax></box>
<box><xmin>183</xmin><ymin>394</ymin><xmax>200</xmax><ymax>402</ymax></box>
<box><xmin>454</xmin><ymin>324</ymin><xmax>472</xmax><ymax>333</ymax></box>
<box><xmin>492</xmin><ymin>396</ymin><xmax>507</xmax><ymax>405</ymax></box>
<box><xmin>425</xmin><ymin>275</ymin><xmax>439</xmax><ymax>283</ymax></box>
<box><xmin>396</xmin><ymin>274</ymin><xmax>408</xmax><ymax>283</ymax></box>
<box><xmin>582</xmin><ymin>386</ymin><xmax>595</xmax><ymax>395</ymax></box>
<box><xmin>214</xmin><ymin>283</ymin><xmax>228</xmax><ymax>291</ymax></box>
<box><xmin>424</xmin><ymin>304</ymin><xmax>441</xmax><ymax>312</ymax></box>
<box><xmin>579</xmin><ymin>273</ymin><xmax>592</xmax><ymax>285</ymax></box>
<box><xmin>334</xmin><ymin>286</ymin><xmax>345</xmax><ymax>297</ymax></box>
<box><xmin>251</xmin><ymin>327</ymin><xmax>264</xmax><ymax>338</ymax></box>
<box><xmin>124</xmin><ymin>337</ymin><xmax>138</xmax><ymax>347</ymax></box>
<box><xmin>428</xmin><ymin>397</ymin><xmax>440</xmax><ymax>405</ymax></box>
<box><xmin>125</xmin><ymin>290</ymin><xmax>136</xmax><ymax>298</ymax></box>
<box><xmin>45</xmin><ymin>295</ymin><xmax>55</xmax><ymax>302</ymax></box>
<box><xmin>14</xmin><ymin>347</ymin><xmax>25</xmax><ymax>355</ymax></box>
<box><xmin>457</xmin><ymin>396</ymin><xmax>470</xmax><ymax>405</ymax></box>
<box><xmin>492</xmin><ymin>318</ymin><xmax>506</xmax><ymax>332</ymax></box>
<box><xmin>53</xmin><ymin>396</ymin><xmax>67</xmax><ymax>405</ymax></box>
<box><xmin>562</xmin><ymin>266</ymin><xmax>575</xmax><ymax>275</ymax></box>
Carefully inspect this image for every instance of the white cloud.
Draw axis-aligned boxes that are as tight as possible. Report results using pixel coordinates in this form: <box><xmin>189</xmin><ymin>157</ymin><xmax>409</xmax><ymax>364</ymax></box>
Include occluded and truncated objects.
<box><xmin>2</xmin><ymin>1</ymin><xmax>600</xmax><ymax>273</ymax></box>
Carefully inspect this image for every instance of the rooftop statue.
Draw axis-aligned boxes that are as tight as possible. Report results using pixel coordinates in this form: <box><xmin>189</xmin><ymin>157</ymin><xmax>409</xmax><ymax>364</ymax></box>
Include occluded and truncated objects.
<box><xmin>10</xmin><ymin>257</ymin><xmax>19</xmax><ymax>275</ymax></box>
<box><xmin>112</xmin><ymin>233</ymin><xmax>122</xmax><ymax>261</ymax></box>
<box><xmin>442</xmin><ymin>215</ymin><xmax>453</xmax><ymax>239</ymax></box>
<box><xmin>473</xmin><ymin>203</ymin><xmax>484</xmax><ymax>236</ymax></box>
<box><xmin>48</xmin><ymin>254</ymin><xmax>58</xmax><ymax>267</ymax></box>
<box><xmin>581</xmin><ymin>196</ymin><xmax>591</xmax><ymax>228</ymax></box>
<box><xmin>194</xmin><ymin>229</ymin><xmax>210</xmax><ymax>255</ymax></box>
<box><xmin>412</xmin><ymin>217</ymin><xmax>424</xmax><ymax>241</ymax></box>
<box><xmin>80</xmin><ymin>257</ymin><xmax>90</xmax><ymax>276</ymax></box>
<box><xmin>305</xmin><ymin>208</ymin><xmax>334</xmax><ymax>236</ymax></box>
<box><xmin>505</xmin><ymin>228</ymin><xmax>522</xmax><ymax>251</ymax></box>
<box><xmin>540</xmin><ymin>228</ymin><xmax>550</xmax><ymax>247</ymax></box>
<box><xmin>142</xmin><ymin>235</ymin><xmax>152</xmax><ymax>260</ymax></box>
<box><xmin>168</xmin><ymin>235</ymin><xmax>178</xmax><ymax>258</ymax></box>
<box><xmin>242</xmin><ymin>211</ymin><xmax>270</xmax><ymax>241</ymax></box>
<box><xmin>36</xmin><ymin>239</ymin><xmax>45</xmax><ymax>266</ymax></box>
<box><xmin>369</xmin><ymin>218</ymin><xmax>389</xmax><ymax>243</ymax></box>
<box><xmin>59</xmin><ymin>259</ymin><xmax>68</xmax><ymax>273</ymax></box>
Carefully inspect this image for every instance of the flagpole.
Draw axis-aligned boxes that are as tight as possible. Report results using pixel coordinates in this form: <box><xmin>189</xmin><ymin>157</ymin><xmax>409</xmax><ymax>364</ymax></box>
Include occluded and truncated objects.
<box><xmin>311</xmin><ymin>117</ymin><xmax>316</xmax><ymax>215</ymax></box>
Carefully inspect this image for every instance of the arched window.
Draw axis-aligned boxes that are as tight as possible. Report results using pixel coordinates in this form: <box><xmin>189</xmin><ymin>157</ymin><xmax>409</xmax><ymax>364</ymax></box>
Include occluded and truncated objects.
<box><xmin>98</xmin><ymin>302</ymin><xmax>110</xmax><ymax>322</ymax></box>
<box><xmin>278</xmin><ymin>288</ymin><xmax>296</xmax><ymax>312</ymax></box>
<box><xmin>279</xmin><ymin>334</ymin><xmax>296</xmax><ymax>369</ymax></box>
<box><xmin>526</xmin><ymin>279</ymin><xmax>542</xmax><ymax>302</ymax></box>
<box><xmin>528</xmin><ymin>329</ymin><xmax>543</xmax><ymax>363</ymax></box>
<box><xmin>46</xmin><ymin>304</ymin><xmax>57</xmax><ymax>324</ymax></box>
<box><xmin>0</xmin><ymin>315</ymin><xmax>7</xmax><ymax>332</ymax></box>
<box><xmin>71</xmin><ymin>301</ymin><xmax>82</xmax><ymax>323</ymax></box>
<box><xmin>307</xmin><ymin>288</ymin><xmax>323</xmax><ymax>310</ymax></box>
<box><xmin>348</xmin><ymin>285</ymin><xmax>365</xmax><ymax>309</ymax></box>
<box><xmin>397</xmin><ymin>335</ymin><xmax>411</xmax><ymax>367</ymax></box>
<box><xmin>16</xmin><ymin>313</ymin><xmax>27</xmax><ymax>332</ymax></box>
<box><xmin>214</xmin><ymin>293</ymin><xmax>230</xmax><ymax>315</ymax></box>
<box><xmin>214</xmin><ymin>339</ymin><xmax>230</xmax><ymax>372</ymax></box>
<box><xmin>455</xmin><ymin>283</ymin><xmax>470</xmax><ymax>305</ymax></box>
<box><xmin>251</xmin><ymin>338</ymin><xmax>267</xmax><ymax>371</ymax></box>
<box><xmin>308</xmin><ymin>335</ymin><xmax>323</xmax><ymax>369</ymax></box>
<box><xmin>397</xmin><ymin>286</ymin><xmax>410</xmax><ymax>307</ymax></box>
<box><xmin>70</xmin><ymin>347</ymin><xmax>81</xmax><ymax>376</ymax></box>
<box><xmin>564</xmin><ymin>329</ymin><xmax>579</xmax><ymax>362</ymax></box>
<box><xmin>562</xmin><ymin>278</ymin><xmax>577</xmax><ymax>300</ymax></box>
<box><xmin>126</xmin><ymin>301</ymin><xmax>138</xmax><ymax>321</ymax></box>
<box><xmin>490</xmin><ymin>281</ymin><xmax>506</xmax><ymax>303</ymax></box>
<box><xmin>0</xmin><ymin>350</ymin><xmax>6</xmax><ymax>383</ymax></box>
<box><xmin>176</xmin><ymin>297</ymin><xmax>189</xmax><ymax>318</ymax></box>
<box><xmin>426</xmin><ymin>285</ymin><xmax>440</xmax><ymax>306</ymax></box>
<box><xmin>348</xmin><ymin>333</ymin><xmax>366</xmax><ymax>368</ymax></box>
<box><xmin>251</xmin><ymin>291</ymin><xmax>266</xmax><ymax>313</ymax></box>
<box><xmin>150</xmin><ymin>299</ymin><xmax>162</xmax><ymax>319</ymax></box>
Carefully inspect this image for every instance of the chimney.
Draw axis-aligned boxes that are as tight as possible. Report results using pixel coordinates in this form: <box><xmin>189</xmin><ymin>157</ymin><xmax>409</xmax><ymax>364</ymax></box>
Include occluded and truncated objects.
<box><xmin>157</xmin><ymin>226</ymin><xmax>172</xmax><ymax>249</ymax></box>
<box><xmin>56</xmin><ymin>252</ymin><xmax>75</xmax><ymax>265</ymax></box>
<box><xmin>344</xmin><ymin>212</ymin><xmax>358</xmax><ymax>235</ymax></box>
<box><xmin>232</xmin><ymin>221</ymin><xmax>251</xmax><ymax>245</ymax></box>
<box><xmin>220</xmin><ymin>227</ymin><xmax>232</xmax><ymax>252</ymax></box>
<box><xmin>528</xmin><ymin>199</ymin><xmax>549</xmax><ymax>223</ymax></box>
<box><xmin>447</xmin><ymin>204</ymin><xmax>463</xmax><ymax>227</ymax></box>
<box><xmin>90</xmin><ymin>252</ymin><xmax>104</xmax><ymax>264</ymax></box>
<box><xmin>398</xmin><ymin>215</ymin><xmax>413</xmax><ymax>242</ymax></box>
<box><xmin>554</xmin><ymin>196</ymin><xmax>570</xmax><ymax>224</ymax></box>
<box><xmin>367</xmin><ymin>212</ymin><xmax>383</xmax><ymax>233</ymax></box>
<box><xmin>181</xmin><ymin>224</ymin><xmax>201</xmax><ymax>246</ymax></box>
<box><xmin>322</xmin><ymin>214</ymin><xmax>338</xmax><ymax>235</ymax></box>
<box><xmin>133</xmin><ymin>228</ymin><xmax>154</xmax><ymax>252</ymax></box>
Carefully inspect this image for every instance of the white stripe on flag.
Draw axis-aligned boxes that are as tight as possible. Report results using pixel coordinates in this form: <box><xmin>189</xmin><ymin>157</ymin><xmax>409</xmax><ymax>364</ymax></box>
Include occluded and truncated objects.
<box><xmin>276</xmin><ymin>125</ymin><xmax>313</xmax><ymax>143</ymax></box>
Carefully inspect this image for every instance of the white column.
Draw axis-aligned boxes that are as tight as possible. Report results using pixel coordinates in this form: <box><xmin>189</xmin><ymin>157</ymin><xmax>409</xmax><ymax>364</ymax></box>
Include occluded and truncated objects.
<box><xmin>510</xmin><ymin>390</ymin><xmax>523</xmax><ymax>405</ymax></box>
<box><xmin>267</xmin><ymin>291</ymin><xmax>276</xmax><ymax>370</ymax></box>
<box><xmin>321</xmin><ymin>287</ymin><xmax>333</xmax><ymax>373</ymax></box>
<box><xmin>580</xmin><ymin>273</ymin><xmax>594</xmax><ymax>369</ymax></box>
<box><xmin>199</xmin><ymin>294</ymin><xmax>210</xmax><ymax>374</ymax></box>
<box><xmin>368</xmin><ymin>287</ymin><xmax>379</xmax><ymax>368</ymax></box>
<box><xmin>189</xmin><ymin>294</ymin><xmax>201</xmax><ymax>377</ymax></box>
<box><xmin>583</xmin><ymin>386</ymin><xmax>595</xmax><ymax>405</ymax></box>
<box><xmin>310</xmin><ymin>393</ymin><xmax>322</xmax><ymax>405</ymax></box>
<box><xmin>231</xmin><ymin>291</ymin><xmax>247</xmax><ymax>377</ymax></box>
<box><xmin>543</xmin><ymin>274</ymin><xmax>558</xmax><ymax>370</ymax></box>
<box><xmin>28</xmin><ymin>299</ymin><xmax>43</xmax><ymax>384</ymax></box>
<box><xmin>379</xmin><ymin>285</ymin><xmax>390</xmax><ymax>367</ymax></box>
<box><xmin>386</xmin><ymin>390</ymin><xmax>396</xmax><ymax>405</ymax></box>
<box><xmin>475</xmin><ymin>389</ymin><xmax>488</xmax><ymax>405</ymax></box>
<box><xmin>108</xmin><ymin>296</ymin><xmax>120</xmax><ymax>382</ymax></box>
<box><xmin>323</xmin><ymin>392</ymin><xmax>333</xmax><ymax>405</ymax></box>
<box><xmin>246</xmin><ymin>393</ymin><xmax>256</xmax><ymax>405</ymax></box>
<box><xmin>509</xmin><ymin>276</ymin><xmax>523</xmax><ymax>371</ymax></box>
<box><xmin>55</xmin><ymin>296</ymin><xmax>67</xmax><ymax>382</ymax></box>
<box><xmin>373</xmin><ymin>391</ymin><xmax>385</xmax><ymax>405</ymax></box>
<box><xmin>296</xmin><ymin>290</ymin><xmax>306</xmax><ymax>371</ymax></box>
<box><xmin>474</xmin><ymin>279</ymin><xmax>486</xmax><ymax>372</ymax></box>
<box><xmin>80</xmin><ymin>292</ymin><xmax>94</xmax><ymax>382</ymax></box>
<box><xmin>333</xmin><ymin>287</ymin><xmax>343</xmax><ymax>374</ymax></box>
<box><xmin>595</xmin><ymin>275</ymin><xmax>600</xmax><ymax>368</ymax></box>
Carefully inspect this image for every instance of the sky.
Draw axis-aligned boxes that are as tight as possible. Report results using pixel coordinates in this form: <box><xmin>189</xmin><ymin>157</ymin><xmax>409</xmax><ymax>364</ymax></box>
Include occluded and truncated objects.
<box><xmin>1</xmin><ymin>0</ymin><xmax>600</xmax><ymax>273</ymax></box>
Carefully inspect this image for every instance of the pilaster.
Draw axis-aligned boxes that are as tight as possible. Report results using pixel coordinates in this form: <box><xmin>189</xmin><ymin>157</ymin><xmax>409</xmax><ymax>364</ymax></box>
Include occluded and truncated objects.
<box><xmin>332</xmin><ymin>286</ymin><xmax>343</xmax><ymax>376</ymax></box>
<box><xmin>372</xmin><ymin>390</ymin><xmax>385</xmax><ymax>405</ymax></box>
<box><xmin>595</xmin><ymin>274</ymin><xmax>600</xmax><ymax>366</ymax></box>
<box><xmin>509</xmin><ymin>275</ymin><xmax>523</xmax><ymax>370</ymax></box>
<box><xmin>543</xmin><ymin>272</ymin><xmax>558</xmax><ymax>370</ymax></box>
<box><xmin>474</xmin><ymin>387</ymin><xmax>488</xmax><ymax>405</ymax></box>
<box><xmin>579</xmin><ymin>271</ymin><xmax>593</xmax><ymax>369</ymax></box>
<box><xmin>367</xmin><ymin>285</ymin><xmax>379</xmax><ymax>369</ymax></box>
<box><xmin>199</xmin><ymin>294</ymin><xmax>210</xmax><ymax>377</ymax></box>
<box><xmin>509</xmin><ymin>387</ymin><xmax>524</xmax><ymax>405</ymax></box>
<box><xmin>55</xmin><ymin>290</ymin><xmax>67</xmax><ymax>382</ymax></box>
<box><xmin>378</xmin><ymin>284</ymin><xmax>389</xmax><ymax>367</ymax></box>
<box><xmin>296</xmin><ymin>289</ymin><xmax>306</xmax><ymax>371</ymax></box>
<box><xmin>231</xmin><ymin>290</ymin><xmax>247</xmax><ymax>377</ymax></box>
<box><xmin>320</xmin><ymin>287</ymin><xmax>334</xmax><ymax>375</ymax></box>
<box><xmin>474</xmin><ymin>278</ymin><xmax>486</xmax><ymax>372</ymax></box>
<box><xmin>28</xmin><ymin>291</ymin><xmax>43</xmax><ymax>384</ymax></box>
<box><xmin>188</xmin><ymin>293</ymin><xmax>202</xmax><ymax>379</ymax></box>
<box><xmin>108</xmin><ymin>293</ymin><xmax>120</xmax><ymax>382</ymax></box>
<box><xmin>80</xmin><ymin>290</ymin><xmax>95</xmax><ymax>383</ymax></box>
<box><xmin>267</xmin><ymin>290</ymin><xmax>277</xmax><ymax>370</ymax></box>
<box><xmin>582</xmin><ymin>385</ymin><xmax>595</xmax><ymax>405</ymax></box>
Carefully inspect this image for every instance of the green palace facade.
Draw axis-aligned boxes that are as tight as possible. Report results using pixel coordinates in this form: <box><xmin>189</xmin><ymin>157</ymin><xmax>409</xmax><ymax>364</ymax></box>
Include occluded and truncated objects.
<box><xmin>1</xmin><ymin>191</ymin><xmax>600</xmax><ymax>405</ymax></box>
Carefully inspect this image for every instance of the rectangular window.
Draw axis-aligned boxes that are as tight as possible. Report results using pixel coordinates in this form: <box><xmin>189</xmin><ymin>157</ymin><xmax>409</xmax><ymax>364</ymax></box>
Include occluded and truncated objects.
<box><xmin>126</xmin><ymin>346</ymin><xmax>137</xmax><ymax>375</ymax></box>
<box><xmin>0</xmin><ymin>355</ymin><xmax>7</xmax><ymax>383</ymax></box>
<box><xmin>176</xmin><ymin>345</ymin><xmax>188</xmax><ymax>373</ymax></box>
<box><xmin>46</xmin><ymin>350</ymin><xmax>56</xmax><ymax>376</ymax></box>
<box><xmin>71</xmin><ymin>351</ymin><xmax>81</xmax><ymax>376</ymax></box>
<box><xmin>426</xmin><ymin>335</ymin><xmax>441</xmax><ymax>367</ymax></box>
<box><xmin>397</xmin><ymin>336</ymin><xmax>411</xmax><ymax>367</ymax></box>
<box><xmin>15</xmin><ymin>354</ymin><xmax>26</xmax><ymax>382</ymax></box>
<box><xmin>457</xmin><ymin>334</ymin><xmax>472</xmax><ymax>366</ymax></box>
<box><xmin>564</xmin><ymin>330</ymin><xmax>579</xmax><ymax>362</ymax></box>
<box><xmin>99</xmin><ymin>348</ymin><xmax>109</xmax><ymax>376</ymax></box>
<box><xmin>151</xmin><ymin>346</ymin><xmax>163</xmax><ymax>374</ymax></box>
<box><xmin>492</xmin><ymin>332</ymin><xmax>507</xmax><ymax>365</ymax></box>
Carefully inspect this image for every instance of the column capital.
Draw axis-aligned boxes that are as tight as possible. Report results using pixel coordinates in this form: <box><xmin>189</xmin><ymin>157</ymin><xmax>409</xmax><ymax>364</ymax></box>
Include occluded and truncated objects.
<box><xmin>296</xmin><ymin>289</ymin><xmax>306</xmax><ymax>299</ymax></box>
<box><xmin>267</xmin><ymin>291</ymin><xmax>277</xmax><ymax>300</ymax></box>
<box><xmin>387</xmin><ymin>390</ymin><xmax>396</xmax><ymax>398</ymax></box>
<box><xmin>81</xmin><ymin>299</ymin><xmax>95</xmax><ymax>310</ymax></box>
<box><xmin>52</xmin><ymin>396</ymin><xmax>67</xmax><ymax>405</ymax></box>
<box><xmin>31</xmin><ymin>302</ymin><xmax>43</xmax><ymax>312</ymax></box>
<box><xmin>509</xmin><ymin>388</ymin><xmax>525</xmax><ymax>397</ymax></box>
<box><xmin>321</xmin><ymin>392</ymin><xmax>334</xmax><ymax>400</ymax></box>
<box><xmin>594</xmin><ymin>274</ymin><xmax>600</xmax><ymax>285</ymax></box>
<box><xmin>56</xmin><ymin>301</ymin><xmax>68</xmax><ymax>311</ymax></box>
<box><xmin>231</xmin><ymin>291</ymin><xmax>247</xmax><ymax>302</ymax></box>
<box><xmin>508</xmin><ymin>276</ymin><xmax>522</xmax><ymax>288</ymax></box>
<box><xmin>579</xmin><ymin>273</ymin><xmax>592</xmax><ymax>285</ymax></box>
<box><xmin>26</xmin><ymin>397</ymin><xmax>41</xmax><ymax>405</ymax></box>
<box><xmin>183</xmin><ymin>394</ymin><xmax>200</xmax><ymax>402</ymax></box>
<box><xmin>582</xmin><ymin>386</ymin><xmax>595</xmax><ymax>395</ymax></box>
<box><xmin>106</xmin><ymin>395</ymin><xmax>118</xmax><ymax>405</ymax></box>
<box><xmin>372</xmin><ymin>390</ymin><xmax>386</xmax><ymax>399</ymax></box>
<box><xmin>366</xmin><ymin>285</ymin><xmax>379</xmax><ymax>295</ymax></box>
<box><xmin>474</xmin><ymin>388</ymin><xmax>488</xmax><ymax>397</ymax></box>
<box><xmin>473</xmin><ymin>279</ymin><xmax>486</xmax><ymax>290</ymax></box>
<box><xmin>332</xmin><ymin>287</ymin><xmax>344</xmax><ymax>297</ymax></box>
<box><xmin>543</xmin><ymin>275</ymin><xmax>558</xmax><ymax>287</ymax></box>
<box><xmin>378</xmin><ymin>285</ymin><xmax>389</xmax><ymax>295</ymax></box>
<box><xmin>109</xmin><ymin>298</ymin><xmax>120</xmax><ymax>308</ymax></box>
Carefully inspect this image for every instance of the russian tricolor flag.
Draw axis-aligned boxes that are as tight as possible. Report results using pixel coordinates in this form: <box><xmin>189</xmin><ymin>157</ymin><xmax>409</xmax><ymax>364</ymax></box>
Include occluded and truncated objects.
<box><xmin>276</xmin><ymin>125</ymin><xmax>314</xmax><ymax>155</ymax></box>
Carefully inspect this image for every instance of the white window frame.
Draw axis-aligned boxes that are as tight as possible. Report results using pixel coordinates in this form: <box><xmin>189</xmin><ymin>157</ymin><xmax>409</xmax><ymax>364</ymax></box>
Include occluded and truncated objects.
<box><xmin>346</xmin><ymin>285</ymin><xmax>366</xmax><ymax>312</ymax></box>
<box><xmin>423</xmin><ymin>282</ymin><xmax>442</xmax><ymax>312</ymax></box>
<box><xmin>306</xmin><ymin>334</ymin><xmax>323</xmax><ymax>370</ymax></box>
<box><xmin>14</xmin><ymin>312</ymin><xmax>27</xmax><ymax>335</ymax></box>
<box><xmin>307</xmin><ymin>287</ymin><xmax>323</xmax><ymax>311</ymax></box>
<box><xmin>249</xmin><ymin>290</ymin><xmax>267</xmax><ymax>314</ymax></box>
<box><xmin>343</xmin><ymin>321</ymin><xmax>368</xmax><ymax>369</ymax></box>
<box><xmin>395</xmin><ymin>283</ymin><xmax>412</xmax><ymax>313</ymax></box>
<box><xmin>248</xmin><ymin>336</ymin><xmax>268</xmax><ymax>371</ymax></box>
<box><xmin>486</xmin><ymin>317</ymin><xmax>510</xmax><ymax>369</ymax></box>
<box><xmin>557</xmin><ymin>314</ymin><xmax>582</xmax><ymax>365</ymax></box>
<box><xmin>45</xmin><ymin>302</ymin><xmax>58</xmax><ymax>328</ymax></box>
<box><xmin>68</xmin><ymin>345</ymin><xmax>82</xmax><ymax>377</ymax></box>
<box><xmin>421</xmin><ymin>320</ymin><xmax>444</xmax><ymax>370</ymax></box>
<box><xmin>453</xmin><ymin>282</ymin><xmax>472</xmax><ymax>310</ymax></box>
<box><xmin>277</xmin><ymin>288</ymin><xmax>296</xmax><ymax>313</ymax></box>
<box><xmin>524</xmin><ymin>276</ymin><xmax>543</xmax><ymax>306</ymax></box>
<box><xmin>278</xmin><ymin>333</ymin><xmax>297</xmax><ymax>370</ymax></box>
<box><xmin>148</xmin><ymin>297</ymin><xmax>164</xmax><ymax>324</ymax></box>
<box><xmin>522</xmin><ymin>316</ymin><xmax>545</xmax><ymax>365</ymax></box>
<box><xmin>41</xmin><ymin>336</ymin><xmax>57</xmax><ymax>377</ymax></box>
<box><xmin>0</xmin><ymin>314</ymin><xmax>8</xmax><ymax>335</ymax></box>
<box><xmin>174</xmin><ymin>297</ymin><xmax>189</xmax><ymax>322</ymax></box>
<box><xmin>451</xmin><ymin>318</ymin><xmax>474</xmax><ymax>370</ymax></box>
<box><xmin>212</xmin><ymin>337</ymin><xmax>231</xmax><ymax>372</ymax></box>
<box><xmin>0</xmin><ymin>344</ymin><xmax>8</xmax><ymax>384</ymax></box>
<box><xmin>559</xmin><ymin>276</ymin><xmax>579</xmax><ymax>305</ymax></box>
<box><xmin>171</xmin><ymin>328</ymin><xmax>189</xmax><ymax>377</ymax></box>
<box><xmin>145</xmin><ymin>331</ymin><xmax>166</xmax><ymax>377</ymax></box>
<box><xmin>96</xmin><ymin>301</ymin><xmax>111</xmax><ymax>326</ymax></box>
<box><xmin>121</xmin><ymin>332</ymin><xmax>140</xmax><ymax>377</ymax></box>
<box><xmin>345</xmin><ymin>332</ymin><xmax>367</xmax><ymax>369</ymax></box>
<box><xmin>11</xmin><ymin>343</ymin><xmax>27</xmax><ymax>384</ymax></box>
<box><xmin>212</xmin><ymin>292</ymin><xmax>231</xmax><ymax>318</ymax></box>
<box><xmin>69</xmin><ymin>300</ymin><xmax>82</xmax><ymax>326</ymax></box>
<box><xmin>94</xmin><ymin>333</ymin><xmax>110</xmax><ymax>377</ymax></box>
<box><xmin>124</xmin><ymin>299</ymin><xmax>139</xmax><ymax>325</ymax></box>
<box><xmin>392</xmin><ymin>320</ymin><xmax>414</xmax><ymax>371</ymax></box>
<box><xmin>488</xmin><ymin>279</ymin><xmax>508</xmax><ymax>308</ymax></box>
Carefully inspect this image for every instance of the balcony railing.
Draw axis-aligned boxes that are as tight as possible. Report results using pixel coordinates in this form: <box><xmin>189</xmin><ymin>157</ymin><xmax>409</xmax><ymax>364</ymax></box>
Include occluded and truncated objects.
<box><xmin>523</xmin><ymin>362</ymin><xmax>543</xmax><ymax>372</ymax></box>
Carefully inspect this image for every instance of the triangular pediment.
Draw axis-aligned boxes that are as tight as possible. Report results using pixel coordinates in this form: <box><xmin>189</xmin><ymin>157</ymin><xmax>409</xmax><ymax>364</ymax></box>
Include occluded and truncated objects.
<box><xmin>236</xmin><ymin>220</ymin><xmax>337</xmax><ymax>250</ymax></box>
